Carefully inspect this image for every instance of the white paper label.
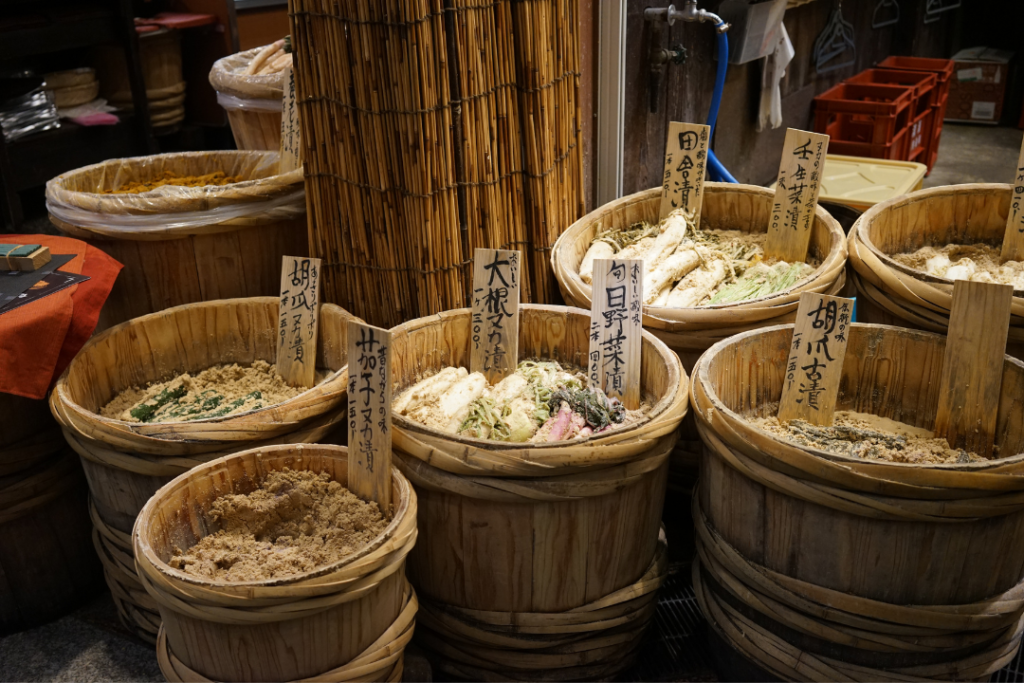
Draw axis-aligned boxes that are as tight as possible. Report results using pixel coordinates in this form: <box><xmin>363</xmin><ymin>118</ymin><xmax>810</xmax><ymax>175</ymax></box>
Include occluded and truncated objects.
<box><xmin>958</xmin><ymin>67</ymin><xmax>983</xmax><ymax>82</ymax></box>
<box><xmin>972</xmin><ymin>101</ymin><xmax>997</xmax><ymax>120</ymax></box>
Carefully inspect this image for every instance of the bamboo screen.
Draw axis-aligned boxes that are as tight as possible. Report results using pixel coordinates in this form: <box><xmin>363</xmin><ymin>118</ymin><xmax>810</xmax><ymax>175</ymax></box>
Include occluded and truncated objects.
<box><xmin>289</xmin><ymin>0</ymin><xmax>584</xmax><ymax>327</ymax></box>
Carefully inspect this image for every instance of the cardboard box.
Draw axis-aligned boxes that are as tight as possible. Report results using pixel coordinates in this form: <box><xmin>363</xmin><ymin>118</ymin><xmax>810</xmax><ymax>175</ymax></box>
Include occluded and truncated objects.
<box><xmin>946</xmin><ymin>47</ymin><xmax>1014</xmax><ymax>124</ymax></box>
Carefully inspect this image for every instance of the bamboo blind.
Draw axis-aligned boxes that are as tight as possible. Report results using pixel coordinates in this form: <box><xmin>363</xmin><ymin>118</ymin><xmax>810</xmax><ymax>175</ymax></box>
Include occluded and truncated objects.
<box><xmin>289</xmin><ymin>0</ymin><xmax>584</xmax><ymax>327</ymax></box>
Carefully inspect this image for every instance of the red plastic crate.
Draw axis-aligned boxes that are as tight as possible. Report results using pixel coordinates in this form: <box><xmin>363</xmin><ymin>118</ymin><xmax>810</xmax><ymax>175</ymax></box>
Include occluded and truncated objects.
<box><xmin>907</xmin><ymin>108</ymin><xmax>935</xmax><ymax>164</ymax></box>
<box><xmin>847</xmin><ymin>69</ymin><xmax>938</xmax><ymax>115</ymax></box>
<box><xmin>878</xmin><ymin>56</ymin><xmax>955</xmax><ymax>103</ymax></box>
<box><xmin>826</xmin><ymin>119</ymin><xmax>911</xmax><ymax>162</ymax></box>
<box><xmin>813</xmin><ymin>82</ymin><xmax>917</xmax><ymax>146</ymax></box>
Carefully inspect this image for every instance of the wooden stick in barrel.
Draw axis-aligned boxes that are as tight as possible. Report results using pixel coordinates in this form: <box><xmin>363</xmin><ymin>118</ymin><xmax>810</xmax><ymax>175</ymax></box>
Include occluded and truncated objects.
<box><xmin>934</xmin><ymin>280</ymin><xmax>1013</xmax><ymax>457</ymax></box>
<box><xmin>470</xmin><ymin>248</ymin><xmax>521</xmax><ymax>385</ymax></box>
<box><xmin>347</xmin><ymin>321</ymin><xmax>393</xmax><ymax>516</ymax></box>
<box><xmin>276</xmin><ymin>255</ymin><xmax>321</xmax><ymax>388</ymax></box>
<box><xmin>764</xmin><ymin>129</ymin><xmax>830</xmax><ymax>264</ymax></box>
<box><xmin>589</xmin><ymin>259</ymin><xmax>643</xmax><ymax>410</ymax></box>
<box><xmin>999</xmin><ymin>138</ymin><xmax>1024</xmax><ymax>262</ymax></box>
<box><xmin>777</xmin><ymin>292</ymin><xmax>854</xmax><ymax>426</ymax></box>
<box><xmin>659</xmin><ymin>122</ymin><xmax>710</xmax><ymax>223</ymax></box>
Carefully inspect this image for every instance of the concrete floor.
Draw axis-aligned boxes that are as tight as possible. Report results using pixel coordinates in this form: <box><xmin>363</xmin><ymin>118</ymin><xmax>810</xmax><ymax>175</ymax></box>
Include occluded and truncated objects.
<box><xmin>2</xmin><ymin>122</ymin><xmax>1023</xmax><ymax>683</ymax></box>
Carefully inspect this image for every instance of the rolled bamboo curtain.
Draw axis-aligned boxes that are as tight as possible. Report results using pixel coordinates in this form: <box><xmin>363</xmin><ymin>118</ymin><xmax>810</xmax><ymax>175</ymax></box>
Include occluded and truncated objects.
<box><xmin>289</xmin><ymin>0</ymin><xmax>584</xmax><ymax>327</ymax></box>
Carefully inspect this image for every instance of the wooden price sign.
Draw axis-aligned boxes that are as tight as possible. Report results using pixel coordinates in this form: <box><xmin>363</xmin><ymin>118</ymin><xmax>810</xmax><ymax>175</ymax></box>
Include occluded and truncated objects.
<box><xmin>279</xmin><ymin>65</ymin><xmax>302</xmax><ymax>173</ymax></box>
<box><xmin>999</xmin><ymin>138</ymin><xmax>1024</xmax><ymax>262</ymax></box>
<box><xmin>765</xmin><ymin>128</ymin><xmax>830</xmax><ymax>263</ymax></box>
<box><xmin>276</xmin><ymin>255</ymin><xmax>321</xmax><ymax>388</ymax></box>
<box><xmin>777</xmin><ymin>292</ymin><xmax>854</xmax><ymax>425</ymax></box>
<box><xmin>589</xmin><ymin>259</ymin><xmax>643</xmax><ymax>410</ymax></box>
<box><xmin>470</xmin><ymin>248</ymin><xmax>521</xmax><ymax>384</ymax></box>
<box><xmin>660</xmin><ymin>122</ymin><xmax>710</xmax><ymax>222</ymax></box>
<box><xmin>934</xmin><ymin>280</ymin><xmax>1013</xmax><ymax>456</ymax></box>
<box><xmin>347</xmin><ymin>321</ymin><xmax>393</xmax><ymax>515</ymax></box>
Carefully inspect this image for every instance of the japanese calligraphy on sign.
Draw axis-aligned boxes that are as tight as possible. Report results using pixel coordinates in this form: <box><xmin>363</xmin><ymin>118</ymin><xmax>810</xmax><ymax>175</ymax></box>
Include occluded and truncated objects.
<box><xmin>999</xmin><ymin>139</ymin><xmax>1024</xmax><ymax>262</ymax></box>
<box><xmin>279</xmin><ymin>65</ymin><xmax>302</xmax><ymax>173</ymax></box>
<box><xmin>589</xmin><ymin>259</ymin><xmax>643</xmax><ymax>410</ymax></box>
<box><xmin>777</xmin><ymin>292</ymin><xmax>853</xmax><ymax>425</ymax></box>
<box><xmin>347</xmin><ymin>321</ymin><xmax>393</xmax><ymax>514</ymax></box>
<box><xmin>660</xmin><ymin>122</ymin><xmax>710</xmax><ymax>223</ymax></box>
<box><xmin>470</xmin><ymin>248</ymin><xmax>521</xmax><ymax>384</ymax></box>
<box><xmin>764</xmin><ymin>128</ymin><xmax>829</xmax><ymax>263</ymax></box>
<box><xmin>276</xmin><ymin>255</ymin><xmax>321</xmax><ymax>387</ymax></box>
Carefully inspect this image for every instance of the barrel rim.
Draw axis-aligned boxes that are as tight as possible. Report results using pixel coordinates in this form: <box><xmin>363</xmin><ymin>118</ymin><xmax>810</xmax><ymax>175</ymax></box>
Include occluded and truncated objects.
<box><xmin>853</xmin><ymin>182</ymin><xmax>1023</xmax><ymax>294</ymax></box>
<box><xmin>551</xmin><ymin>183</ymin><xmax>848</xmax><ymax>326</ymax></box>
<box><xmin>693</xmin><ymin>321</ymin><xmax>1024</xmax><ymax>472</ymax></box>
<box><xmin>389</xmin><ymin>303</ymin><xmax>685</xmax><ymax>452</ymax></box>
<box><xmin>134</xmin><ymin>442</ymin><xmax>415</xmax><ymax>589</ymax></box>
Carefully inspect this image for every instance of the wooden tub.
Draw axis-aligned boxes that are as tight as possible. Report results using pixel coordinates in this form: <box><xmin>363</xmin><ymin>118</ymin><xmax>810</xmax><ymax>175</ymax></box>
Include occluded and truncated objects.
<box><xmin>691</xmin><ymin>322</ymin><xmax>1024</xmax><ymax>680</ymax></box>
<box><xmin>390</xmin><ymin>304</ymin><xmax>688</xmax><ymax>680</ymax></box>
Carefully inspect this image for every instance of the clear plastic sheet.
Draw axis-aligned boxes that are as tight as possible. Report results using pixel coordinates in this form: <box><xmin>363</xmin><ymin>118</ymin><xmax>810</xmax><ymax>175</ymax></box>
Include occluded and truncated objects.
<box><xmin>45</xmin><ymin>150</ymin><xmax>305</xmax><ymax>236</ymax></box>
<box><xmin>217</xmin><ymin>91</ymin><xmax>282</xmax><ymax>113</ymax></box>
<box><xmin>208</xmin><ymin>44</ymin><xmax>284</xmax><ymax>102</ymax></box>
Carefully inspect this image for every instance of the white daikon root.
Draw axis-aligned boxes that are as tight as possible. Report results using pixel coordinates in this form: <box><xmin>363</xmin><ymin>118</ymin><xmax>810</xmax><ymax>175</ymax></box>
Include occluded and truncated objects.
<box><xmin>393</xmin><ymin>367</ymin><xmax>466</xmax><ymax>415</ymax></box>
<box><xmin>666</xmin><ymin>259</ymin><xmax>729</xmax><ymax>308</ymax></box>
<box><xmin>924</xmin><ymin>253</ymin><xmax>951</xmax><ymax>277</ymax></box>
<box><xmin>406</xmin><ymin>372</ymin><xmax>487</xmax><ymax>432</ymax></box>
<box><xmin>643</xmin><ymin>210</ymin><xmax>690</xmax><ymax>274</ymax></box>
<box><xmin>579</xmin><ymin>241</ymin><xmax>615</xmax><ymax>284</ymax></box>
<box><xmin>944</xmin><ymin>258</ymin><xmax>976</xmax><ymax>281</ymax></box>
<box><xmin>616</xmin><ymin>236</ymin><xmax>657</xmax><ymax>263</ymax></box>
<box><xmin>643</xmin><ymin>248</ymin><xmax>701</xmax><ymax>304</ymax></box>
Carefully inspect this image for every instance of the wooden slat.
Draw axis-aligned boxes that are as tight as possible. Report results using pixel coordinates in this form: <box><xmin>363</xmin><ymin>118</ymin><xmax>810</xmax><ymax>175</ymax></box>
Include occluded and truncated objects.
<box><xmin>470</xmin><ymin>248</ymin><xmax>521</xmax><ymax>384</ymax></box>
<box><xmin>347</xmin><ymin>321</ymin><xmax>393</xmax><ymax>515</ymax></box>
<box><xmin>659</xmin><ymin>122</ymin><xmax>710</xmax><ymax>222</ymax></box>
<box><xmin>999</xmin><ymin>138</ymin><xmax>1024</xmax><ymax>262</ymax></box>
<box><xmin>276</xmin><ymin>256</ymin><xmax>321</xmax><ymax>388</ymax></box>
<box><xmin>278</xmin><ymin>65</ymin><xmax>301</xmax><ymax>172</ymax></box>
<box><xmin>764</xmin><ymin>128</ymin><xmax>829</xmax><ymax>263</ymax></box>
<box><xmin>589</xmin><ymin>258</ymin><xmax>643</xmax><ymax>410</ymax></box>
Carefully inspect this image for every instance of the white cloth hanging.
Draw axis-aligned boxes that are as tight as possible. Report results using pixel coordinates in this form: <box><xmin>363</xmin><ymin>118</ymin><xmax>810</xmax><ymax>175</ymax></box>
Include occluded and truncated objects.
<box><xmin>757</xmin><ymin>23</ymin><xmax>794</xmax><ymax>132</ymax></box>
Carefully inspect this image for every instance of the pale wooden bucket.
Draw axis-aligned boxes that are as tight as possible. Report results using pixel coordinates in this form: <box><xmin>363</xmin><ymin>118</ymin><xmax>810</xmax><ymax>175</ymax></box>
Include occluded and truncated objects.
<box><xmin>44</xmin><ymin>151</ymin><xmax>307</xmax><ymax>328</ymax></box>
<box><xmin>551</xmin><ymin>182</ymin><xmax>848</xmax><ymax>558</ymax></box>
<box><xmin>134</xmin><ymin>443</ymin><xmax>417</xmax><ymax>682</ymax></box>
<box><xmin>691</xmin><ymin>322</ymin><xmax>1024</xmax><ymax>681</ymax></box>
<box><xmin>850</xmin><ymin>182</ymin><xmax>1024</xmax><ymax>359</ymax></box>
<box><xmin>209</xmin><ymin>45</ymin><xmax>285</xmax><ymax>151</ymax></box>
<box><xmin>49</xmin><ymin>297</ymin><xmax>357</xmax><ymax>642</ymax></box>
<box><xmin>389</xmin><ymin>304</ymin><xmax>688</xmax><ymax>679</ymax></box>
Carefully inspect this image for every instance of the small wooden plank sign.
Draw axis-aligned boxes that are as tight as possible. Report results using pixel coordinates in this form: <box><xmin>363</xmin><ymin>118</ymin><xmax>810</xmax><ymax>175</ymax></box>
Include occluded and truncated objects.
<box><xmin>589</xmin><ymin>259</ymin><xmax>643</xmax><ymax>410</ymax></box>
<box><xmin>470</xmin><ymin>248</ymin><xmax>521</xmax><ymax>384</ymax></box>
<box><xmin>999</xmin><ymin>138</ymin><xmax>1024</xmax><ymax>262</ymax></box>
<box><xmin>660</xmin><ymin>122</ymin><xmax>711</xmax><ymax>222</ymax></box>
<box><xmin>765</xmin><ymin>128</ymin><xmax>830</xmax><ymax>264</ymax></box>
<box><xmin>277</xmin><ymin>255</ymin><xmax>321</xmax><ymax>388</ymax></box>
<box><xmin>934</xmin><ymin>280</ymin><xmax>1013</xmax><ymax>456</ymax></box>
<box><xmin>347</xmin><ymin>321</ymin><xmax>393</xmax><ymax>515</ymax></box>
<box><xmin>777</xmin><ymin>292</ymin><xmax>854</xmax><ymax>425</ymax></box>
<box><xmin>279</xmin><ymin>65</ymin><xmax>302</xmax><ymax>173</ymax></box>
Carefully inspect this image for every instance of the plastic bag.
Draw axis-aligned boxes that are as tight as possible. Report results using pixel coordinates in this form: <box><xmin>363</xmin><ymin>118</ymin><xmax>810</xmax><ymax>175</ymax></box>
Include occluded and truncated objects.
<box><xmin>217</xmin><ymin>91</ymin><xmax>282</xmax><ymax>113</ymax></box>
<box><xmin>209</xmin><ymin>44</ymin><xmax>285</xmax><ymax>101</ymax></box>
<box><xmin>45</xmin><ymin>150</ymin><xmax>305</xmax><ymax>236</ymax></box>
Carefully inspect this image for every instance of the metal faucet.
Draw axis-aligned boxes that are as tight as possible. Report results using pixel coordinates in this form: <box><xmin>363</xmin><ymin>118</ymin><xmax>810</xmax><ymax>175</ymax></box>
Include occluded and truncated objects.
<box><xmin>644</xmin><ymin>1</ymin><xmax>731</xmax><ymax>33</ymax></box>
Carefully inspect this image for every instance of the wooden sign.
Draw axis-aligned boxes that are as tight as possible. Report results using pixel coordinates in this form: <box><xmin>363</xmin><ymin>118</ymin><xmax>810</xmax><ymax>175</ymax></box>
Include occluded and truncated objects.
<box><xmin>777</xmin><ymin>292</ymin><xmax>854</xmax><ymax>425</ymax></box>
<box><xmin>276</xmin><ymin>255</ymin><xmax>321</xmax><ymax>387</ymax></box>
<box><xmin>279</xmin><ymin>65</ymin><xmax>302</xmax><ymax>173</ymax></box>
<box><xmin>470</xmin><ymin>248</ymin><xmax>521</xmax><ymax>384</ymax></box>
<box><xmin>934</xmin><ymin>280</ymin><xmax>1013</xmax><ymax>456</ymax></box>
<box><xmin>347</xmin><ymin>321</ymin><xmax>393</xmax><ymax>515</ymax></box>
<box><xmin>999</xmin><ymin>138</ymin><xmax>1024</xmax><ymax>262</ymax></box>
<box><xmin>764</xmin><ymin>128</ymin><xmax>830</xmax><ymax>263</ymax></box>
<box><xmin>660</xmin><ymin>122</ymin><xmax>711</xmax><ymax>222</ymax></box>
<box><xmin>589</xmin><ymin>259</ymin><xmax>643</xmax><ymax>410</ymax></box>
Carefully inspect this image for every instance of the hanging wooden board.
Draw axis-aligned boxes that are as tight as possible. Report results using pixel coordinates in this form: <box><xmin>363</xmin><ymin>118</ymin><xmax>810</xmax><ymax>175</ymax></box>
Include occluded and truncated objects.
<box><xmin>999</xmin><ymin>138</ymin><xmax>1024</xmax><ymax>262</ymax></box>
<box><xmin>660</xmin><ymin>122</ymin><xmax>711</xmax><ymax>223</ymax></box>
<box><xmin>276</xmin><ymin>255</ymin><xmax>321</xmax><ymax>388</ymax></box>
<box><xmin>470</xmin><ymin>248</ymin><xmax>521</xmax><ymax>384</ymax></box>
<box><xmin>347</xmin><ymin>321</ymin><xmax>393</xmax><ymax>515</ymax></box>
<box><xmin>934</xmin><ymin>280</ymin><xmax>1013</xmax><ymax>457</ymax></box>
<box><xmin>777</xmin><ymin>292</ymin><xmax>854</xmax><ymax>425</ymax></box>
<box><xmin>589</xmin><ymin>259</ymin><xmax>643</xmax><ymax>410</ymax></box>
<box><xmin>279</xmin><ymin>65</ymin><xmax>301</xmax><ymax>172</ymax></box>
<box><xmin>764</xmin><ymin>128</ymin><xmax>829</xmax><ymax>263</ymax></box>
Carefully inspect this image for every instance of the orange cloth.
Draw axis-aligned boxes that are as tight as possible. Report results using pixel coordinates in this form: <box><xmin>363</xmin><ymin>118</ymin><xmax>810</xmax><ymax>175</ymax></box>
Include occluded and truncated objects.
<box><xmin>0</xmin><ymin>234</ymin><xmax>122</xmax><ymax>400</ymax></box>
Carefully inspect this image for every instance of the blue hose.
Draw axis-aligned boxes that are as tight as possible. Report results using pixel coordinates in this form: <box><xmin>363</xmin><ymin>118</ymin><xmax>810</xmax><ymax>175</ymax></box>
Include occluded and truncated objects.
<box><xmin>706</xmin><ymin>21</ymin><xmax>737</xmax><ymax>183</ymax></box>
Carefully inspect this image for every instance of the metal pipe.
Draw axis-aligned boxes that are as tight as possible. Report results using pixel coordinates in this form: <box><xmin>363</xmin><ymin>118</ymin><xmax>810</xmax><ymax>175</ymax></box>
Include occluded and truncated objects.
<box><xmin>643</xmin><ymin>2</ymin><xmax>730</xmax><ymax>32</ymax></box>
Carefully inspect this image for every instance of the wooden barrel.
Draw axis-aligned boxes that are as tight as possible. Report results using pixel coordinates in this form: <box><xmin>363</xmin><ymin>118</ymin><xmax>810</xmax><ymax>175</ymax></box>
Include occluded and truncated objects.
<box><xmin>389</xmin><ymin>304</ymin><xmax>688</xmax><ymax>680</ymax></box>
<box><xmin>209</xmin><ymin>45</ymin><xmax>284</xmax><ymax>151</ymax></box>
<box><xmin>850</xmin><ymin>183</ymin><xmax>1024</xmax><ymax>359</ymax></box>
<box><xmin>134</xmin><ymin>443</ymin><xmax>417</xmax><ymax>682</ymax></box>
<box><xmin>0</xmin><ymin>393</ymin><xmax>102</xmax><ymax>632</ymax></box>
<box><xmin>49</xmin><ymin>297</ymin><xmax>357</xmax><ymax>642</ymax></box>
<box><xmin>551</xmin><ymin>183</ymin><xmax>848</xmax><ymax>558</ymax></box>
<box><xmin>44</xmin><ymin>151</ymin><xmax>307</xmax><ymax>328</ymax></box>
<box><xmin>691</xmin><ymin>322</ymin><xmax>1024</xmax><ymax>681</ymax></box>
